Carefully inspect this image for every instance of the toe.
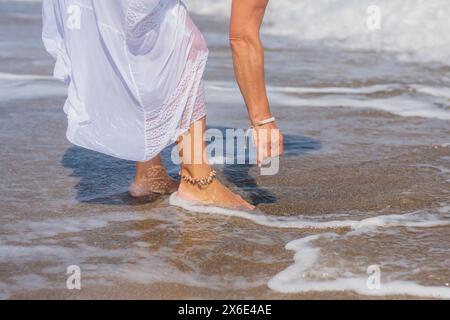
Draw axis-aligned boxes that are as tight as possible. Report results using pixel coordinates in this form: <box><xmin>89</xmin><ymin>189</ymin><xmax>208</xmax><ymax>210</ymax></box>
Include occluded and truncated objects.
<box><xmin>245</xmin><ymin>202</ymin><xmax>256</xmax><ymax>211</ymax></box>
<box><xmin>237</xmin><ymin>195</ymin><xmax>255</xmax><ymax>210</ymax></box>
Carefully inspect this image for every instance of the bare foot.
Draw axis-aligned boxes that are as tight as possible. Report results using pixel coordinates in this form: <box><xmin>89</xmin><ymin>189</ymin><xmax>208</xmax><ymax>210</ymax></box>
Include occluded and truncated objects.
<box><xmin>177</xmin><ymin>179</ymin><xmax>255</xmax><ymax>210</ymax></box>
<box><xmin>130</xmin><ymin>165</ymin><xmax>179</xmax><ymax>197</ymax></box>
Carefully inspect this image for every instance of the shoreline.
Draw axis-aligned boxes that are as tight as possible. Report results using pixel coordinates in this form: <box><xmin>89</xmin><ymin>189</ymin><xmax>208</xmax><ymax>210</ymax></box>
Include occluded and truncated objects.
<box><xmin>1</xmin><ymin>4</ymin><xmax>450</xmax><ymax>300</ymax></box>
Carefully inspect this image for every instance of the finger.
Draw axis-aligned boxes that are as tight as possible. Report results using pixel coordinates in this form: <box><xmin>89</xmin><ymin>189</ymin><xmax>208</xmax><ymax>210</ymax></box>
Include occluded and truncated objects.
<box><xmin>252</xmin><ymin>127</ymin><xmax>257</xmax><ymax>145</ymax></box>
<box><xmin>276</xmin><ymin>130</ymin><xmax>282</xmax><ymax>158</ymax></box>
<box><xmin>275</xmin><ymin>131</ymin><xmax>284</xmax><ymax>157</ymax></box>
<box><xmin>256</xmin><ymin>130</ymin><xmax>263</xmax><ymax>166</ymax></box>
<box><xmin>258</xmin><ymin>140</ymin><xmax>266</xmax><ymax>167</ymax></box>
<box><xmin>270</xmin><ymin>129</ymin><xmax>280</xmax><ymax>158</ymax></box>
<box><xmin>266</xmin><ymin>128</ymin><xmax>272</xmax><ymax>161</ymax></box>
<box><xmin>258</xmin><ymin>128</ymin><xmax>268</xmax><ymax>166</ymax></box>
<box><xmin>251</xmin><ymin>128</ymin><xmax>261</xmax><ymax>166</ymax></box>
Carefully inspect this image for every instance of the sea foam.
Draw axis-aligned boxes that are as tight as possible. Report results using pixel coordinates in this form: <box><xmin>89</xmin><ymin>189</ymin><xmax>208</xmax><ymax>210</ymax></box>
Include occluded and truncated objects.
<box><xmin>206</xmin><ymin>81</ymin><xmax>450</xmax><ymax>120</ymax></box>
<box><xmin>169</xmin><ymin>194</ymin><xmax>450</xmax><ymax>298</ymax></box>
<box><xmin>268</xmin><ymin>233</ymin><xmax>450</xmax><ymax>299</ymax></box>
<box><xmin>9</xmin><ymin>0</ymin><xmax>450</xmax><ymax>65</ymax></box>
<box><xmin>170</xmin><ymin>193</ymin><xmax>450</xmax><ymax>231</ymax></box>
<box><xmin>187</xmin><ymin>0</ymin><xmax>450</xmax><ymax>65</ymax></box>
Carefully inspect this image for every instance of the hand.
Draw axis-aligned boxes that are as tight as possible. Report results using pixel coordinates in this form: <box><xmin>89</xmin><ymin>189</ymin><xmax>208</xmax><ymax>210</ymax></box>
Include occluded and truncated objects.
<box><xmin>251</xmin><ymin>121</ymin><xmax>284</xmax><ymax>167</ymax></box>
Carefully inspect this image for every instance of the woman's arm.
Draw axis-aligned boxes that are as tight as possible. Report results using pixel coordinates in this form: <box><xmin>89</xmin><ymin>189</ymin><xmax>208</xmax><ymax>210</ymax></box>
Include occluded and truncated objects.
<box><xmin>230</xmin><ymin>0</ymin><xmax>283</xmax><ymax>166</ymax></box>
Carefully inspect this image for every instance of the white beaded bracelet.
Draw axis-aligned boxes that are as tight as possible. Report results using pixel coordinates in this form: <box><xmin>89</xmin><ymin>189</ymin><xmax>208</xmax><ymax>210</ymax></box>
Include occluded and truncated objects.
<box><xmin>252</xmin><ymin>116</ymin><xmax>276</xmax><ymax>127</ymax></box>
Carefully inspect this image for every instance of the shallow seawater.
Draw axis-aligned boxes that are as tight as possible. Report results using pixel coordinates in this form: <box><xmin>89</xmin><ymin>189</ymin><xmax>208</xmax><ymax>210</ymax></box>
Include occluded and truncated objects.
<box><xmin>0</xmin><ymin>1</ymin><xmax>450</xmax><ymax>299</ymax></box>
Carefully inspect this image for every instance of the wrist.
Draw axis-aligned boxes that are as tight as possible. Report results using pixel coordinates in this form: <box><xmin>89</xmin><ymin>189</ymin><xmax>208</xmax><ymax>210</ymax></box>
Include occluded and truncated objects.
<box><xmin>250</xmin><ymin>113</ymin><xmax>273</xmax><ymax>125</ymax></box>
<box><xmin>251</xmin><ymin>116</ymin><xmax>276</xmax><ymax>128</ymax></box>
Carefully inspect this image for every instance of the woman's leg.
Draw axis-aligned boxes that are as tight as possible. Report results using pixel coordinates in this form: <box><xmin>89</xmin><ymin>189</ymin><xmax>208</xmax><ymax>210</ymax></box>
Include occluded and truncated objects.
<box><xmin>177</xmin><ymin>117</ymin><xmax>254</xmax><ymax>210</ymax></box>
<box><xmin>130</xmin><ymin>155</ymin><xmax>178</xmax><ymax>197</ymax></box>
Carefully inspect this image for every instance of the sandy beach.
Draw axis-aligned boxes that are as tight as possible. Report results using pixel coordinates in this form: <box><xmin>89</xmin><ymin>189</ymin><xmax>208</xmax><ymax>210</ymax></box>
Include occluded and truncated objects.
<box><xmin>1</xmin><ymin>1</ymin><xmax>450</xmax><ymax>299</ymax></box>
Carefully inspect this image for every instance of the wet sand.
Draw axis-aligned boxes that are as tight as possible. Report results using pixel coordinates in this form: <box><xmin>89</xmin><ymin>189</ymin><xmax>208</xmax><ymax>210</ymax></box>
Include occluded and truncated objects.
<box><xmin>1</xmin><ymin>93</ymin><xmax>449</xmax><ymax>299</ymax></box>
<box><xmin>1</xmin><ymin>3</ymin><xmax>450</xmax><ymax>299</ymax></box>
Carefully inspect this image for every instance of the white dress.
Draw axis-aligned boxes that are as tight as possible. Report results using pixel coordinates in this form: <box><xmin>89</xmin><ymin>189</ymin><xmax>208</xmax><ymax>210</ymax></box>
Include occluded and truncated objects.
<box><xmin>42</xmin><ymin>0</ymin><xmax>208</xmax><ymax>161</ymax></box>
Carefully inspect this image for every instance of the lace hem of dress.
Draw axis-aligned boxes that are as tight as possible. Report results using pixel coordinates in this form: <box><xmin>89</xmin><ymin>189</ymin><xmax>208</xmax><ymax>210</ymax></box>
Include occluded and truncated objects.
<box><xmin>144</xmin><ymin>50</ymin><xmax>208</xmax><ymax>160</ymax></box>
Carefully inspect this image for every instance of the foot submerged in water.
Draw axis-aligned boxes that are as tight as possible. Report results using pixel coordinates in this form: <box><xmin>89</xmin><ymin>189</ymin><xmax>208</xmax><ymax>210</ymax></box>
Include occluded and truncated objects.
<box><xmin>130</xmin><ymin>165</ymin><xmax>179</xmax><ymax>197</ymax></box>
<box><xmin>175</xmin><ymin>179</ymin><xmax>255</xmax><ymax>211</ymax></box>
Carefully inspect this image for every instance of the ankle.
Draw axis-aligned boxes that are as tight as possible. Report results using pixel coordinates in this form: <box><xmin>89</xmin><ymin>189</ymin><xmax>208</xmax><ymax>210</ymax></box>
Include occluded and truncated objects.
<box><xmin>134</xmin><ymin>174</ymin><xmax>146</xmax><ymax>183</ymax></box>
<box><xmin>178</xmin><ymin>180</ymin><xmax>200</xmax><ymax>197</ymax></box>
<box><xmin>135</xmin><ymin>156</ymin><xmax>164</xmax><ymax>178</ymax></box>
<box><xmin>180</xmin><ymin>164</ymin><xmax>212</xmax><ymax>179</ymax></box>
<box><xmin>178</xmin><ymin>171</ymin><xmax>218</xmax><ymax>194</ymax></box>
